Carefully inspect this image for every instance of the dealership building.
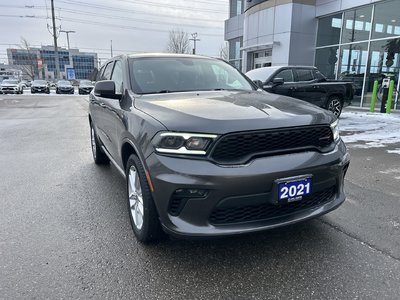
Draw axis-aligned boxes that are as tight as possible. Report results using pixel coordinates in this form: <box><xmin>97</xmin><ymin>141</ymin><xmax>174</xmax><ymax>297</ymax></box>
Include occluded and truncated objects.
<box><xmin>7</xmin><ymin>46</ymin><xmax>97</xmax><ymax>81</ymax></box>
<box><xmin>225</xmin><ymin>0</ymin><xmax>400</xmax><ymax>108</ymax></box>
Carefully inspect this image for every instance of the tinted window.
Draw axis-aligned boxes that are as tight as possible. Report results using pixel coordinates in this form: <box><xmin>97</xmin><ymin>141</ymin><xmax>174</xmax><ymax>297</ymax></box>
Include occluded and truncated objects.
<box><xmin>296</xmin><ymin>69</ymin><xmax>314</xmax><ymax>82</ymax></box>
<box><xmin>129</xmin><ymin>57</ymin><xmax>254</xmax><ymax>94</ymax></box>
<box><xmin>102</xmin><ymin>62</ymin><xmax>114</xmax><ymax>80</ymax></box>
<box><xmin>274</xmin><ymin>69</ymin><xmax>294</xmax><ymax>83</ymax></box>
<box><xmin>111</xmin><ymin>61</ymin><xmax>123</xmax><ymax>94</ymax></box>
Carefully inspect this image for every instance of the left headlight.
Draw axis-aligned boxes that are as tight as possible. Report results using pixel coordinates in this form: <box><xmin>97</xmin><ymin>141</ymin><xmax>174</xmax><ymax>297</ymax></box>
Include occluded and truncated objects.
<box><xmin>330</xmin><ymin>119</ymin><xmax>340</xmax><ymax>142</ymax></box>
<box><xmin>153</xmin><ymin>132</ymin><xmax>218</xmax><ymax>155</ymax></box>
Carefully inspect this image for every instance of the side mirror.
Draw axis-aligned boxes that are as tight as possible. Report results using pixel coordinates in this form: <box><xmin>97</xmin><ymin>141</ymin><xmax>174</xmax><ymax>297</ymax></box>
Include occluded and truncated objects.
<box><xmin>94</xmin><ymin>80</ymin><xmax>120</xmax><ymax>99</ymax></box>
<box><xmin>253</xmin><ymin>80</ymin><xmax>264</xmax><ymax>89</ymax></box>
<box><xmin>272</xmin><ymin>78</ymin><xmax>284</xmax><ymax>86</ymax></box>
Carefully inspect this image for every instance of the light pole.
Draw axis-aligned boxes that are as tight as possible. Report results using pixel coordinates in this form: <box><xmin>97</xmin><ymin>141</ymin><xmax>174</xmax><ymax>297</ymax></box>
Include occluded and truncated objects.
<box><xmin>190</xmin><ymin>33</ymin><xmax>200</xmax><ymax>55</ymax></box>
<box><xmin>60</xmin><ymin>29</ymin><xmax>76</xmax><ymax>49</ymax></box>
<box><xmin>50</xmin><ymin>0</ymin><xmax>60</xmax><ymax>79</ymax></box>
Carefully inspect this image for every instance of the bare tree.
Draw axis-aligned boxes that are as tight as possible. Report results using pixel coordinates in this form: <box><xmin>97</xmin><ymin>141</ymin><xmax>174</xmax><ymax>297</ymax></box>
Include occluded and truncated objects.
<box><xmin>18</xmin><ymin>37</ymin><xmax>38</xmax><ymax>80</ymax></box>
<box><xmin>166</xmin><ymin>29</ymin><xmax>191</xmax><ymax>54</ymax></box>
<box><xmin>219</xmin><ymin>42</ymin><xmax>229</xmax><ymax>61</ymax></box>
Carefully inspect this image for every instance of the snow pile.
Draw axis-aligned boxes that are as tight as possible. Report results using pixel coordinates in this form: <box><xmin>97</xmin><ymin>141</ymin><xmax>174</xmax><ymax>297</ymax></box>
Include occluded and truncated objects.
<box><xmin>339</xmin><ymin>111</ymin><xmax>400</xmax><ymax>150</ymax></box>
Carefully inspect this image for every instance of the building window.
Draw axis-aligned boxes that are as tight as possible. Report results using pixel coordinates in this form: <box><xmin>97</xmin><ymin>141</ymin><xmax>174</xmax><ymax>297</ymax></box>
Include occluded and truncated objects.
<box><xmin>341</xmin><ymin>6</ymin><xmax>372</xmax><ymax>43</ymax></box>
<box><xmin>315</xmin><ymin>46</ymin><xmax>339</xmax><ymax>79</ymax></box>
<box><xmin>372</xmin><ymin>0</ymin><xmax>400</xmax><ymax>40</ymax></box>
<box><xmin>230</xmin><ymin>0</ymin><xmax>243</xmax><ymax>18</ymax></box>
<box><xmin>229</xmin><ymin>37</ymin><xmax>243</xmax><ymax>70</ymax></box>
<box><xmin>316</xmin><ymin>13</ymin><xmax>342</xmax><ymax>47</ymax></box>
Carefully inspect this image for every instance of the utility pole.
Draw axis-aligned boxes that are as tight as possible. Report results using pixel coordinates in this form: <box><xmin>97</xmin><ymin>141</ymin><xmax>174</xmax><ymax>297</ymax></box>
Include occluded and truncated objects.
<box><xmin>110</xmin><ymin>40</ymin><xmax>113</xmax><ymax>57</ymax></box>
<box><xmin>190</xmin><ymin>32</ymin><xmax>200</xmax><ymax>55</ymax></box>
<box><xmin>60</xmin><ymin>29</ymin><xmax>75</xmax><ymax>49</ymax></box>
<box><xmin>50</xmin><ymin>0</ymin><xmax>60</xmax><ymax>79</ymax></box>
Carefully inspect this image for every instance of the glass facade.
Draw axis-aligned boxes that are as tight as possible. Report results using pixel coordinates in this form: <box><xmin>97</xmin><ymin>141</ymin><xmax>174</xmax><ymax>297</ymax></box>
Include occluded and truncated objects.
<box><xmin>40</xmin><ymin>50</ymin><xmax>70</xmax><ymax>73</ymax></box>
<box><xmin>229</xmin><ymin>0</ymin><xmax>244</xmax><ymax>18</ymax></box>
<box><xmin>228</xmin><ymin>37</ymin><xmax>243</xmax><ymax>70</ymax></box>
<box><xmin>315</xmin><ymin>0</ymin><xmax>400</xmax><ymax>109</ymax></box>
<box><xmin>72</xmin><ymin>55</ymin><xmax>96</xmax><ymax>79</ymax></box>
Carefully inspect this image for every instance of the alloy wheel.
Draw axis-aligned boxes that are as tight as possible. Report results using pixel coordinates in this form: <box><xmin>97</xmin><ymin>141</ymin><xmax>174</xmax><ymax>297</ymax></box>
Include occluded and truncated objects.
<box><xmin>128</xmin><ymin>166</ymin><xmax>144</xmax><ymax>230</ymax></box>
<box><xmin>328</xmin><ymin>98</ymin><xmax>342</xmax><ymax>117</ymax></box>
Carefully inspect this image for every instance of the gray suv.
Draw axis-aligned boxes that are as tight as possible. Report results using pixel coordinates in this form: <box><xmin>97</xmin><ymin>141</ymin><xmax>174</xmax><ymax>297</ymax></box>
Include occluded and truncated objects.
<box><xmin>89</xmin><ymin>54</ymin><xmax>350</xmax><ymax>243</ymax></box>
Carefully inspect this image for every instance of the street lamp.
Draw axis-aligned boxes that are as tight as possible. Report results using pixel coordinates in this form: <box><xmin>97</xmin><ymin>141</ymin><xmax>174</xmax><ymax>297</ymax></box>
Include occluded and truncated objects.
<box><xmin>60</xmin><ymin>29</ymin><xmax>76</xmax><ymax>49</ymax></box>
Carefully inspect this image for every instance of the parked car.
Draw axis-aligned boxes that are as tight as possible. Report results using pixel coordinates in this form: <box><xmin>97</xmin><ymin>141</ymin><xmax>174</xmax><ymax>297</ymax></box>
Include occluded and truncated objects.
<box><xmin>246</xmin><ymin>66</ymin><xmax>354</xmax><ymax>117</ymax></box>
<box><xmin>31</xmin><ymin>80</ymin><xmax>50</xmax><ymax>94</ymax></box>
<box><xmin>56</xmin><ymin>80</ymin><xmax>74</xmax><ymax>94</ymax></box>
<box><xmin>78</xmin><ymin>80</ymin><xmax>94</xmax><ymax>95</ymax></box>
<box><xmin>0</xmin><ymin>79</ymin><xmax>24</xmax><ymax>94</ymax></box>
<box><xmin>89</xmin><ymin>54</ymin><xmax>350</xmax><ymax>243</ymax></box>
<box><xmin>20</xmin><ymin>80</ymin><xmax>31</xmax><ymax>88</ymax></box>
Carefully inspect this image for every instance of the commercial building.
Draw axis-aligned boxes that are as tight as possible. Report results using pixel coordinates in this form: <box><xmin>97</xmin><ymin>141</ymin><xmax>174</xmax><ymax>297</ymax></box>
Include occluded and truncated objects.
<box><xmin>7</xmin><ymin>46</ymin><xmax>97</xmax><ymax>81</ymax></box>
<box><xmin>225</xmin><ymin>0</ymin><xmax>400</xmax><ymax>108</ymax></box>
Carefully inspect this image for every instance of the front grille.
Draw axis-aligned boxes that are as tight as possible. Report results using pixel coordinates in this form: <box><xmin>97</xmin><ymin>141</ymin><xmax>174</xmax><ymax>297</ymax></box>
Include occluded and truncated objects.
<box><xmin>209</xmin><ymin>186</ymin><xmax>336</xmax><ymax>225</ymax></box>
<box><xmin>210</xmin><ymin>126</ymin><xmax>334</xmax><ymax>164</ymax></box>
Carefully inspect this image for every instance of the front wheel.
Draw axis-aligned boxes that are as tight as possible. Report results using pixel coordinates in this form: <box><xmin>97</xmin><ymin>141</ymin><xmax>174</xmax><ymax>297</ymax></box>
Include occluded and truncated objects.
<box><xmin>90</xmin><ymin>123</ymin><xmax>109</xmax><ymax>165</ymax></box>
<box><xmin>327</xmin><ymin>96</ymin><xmax>343</xmax><ymax>117</ymax></box>
<box><xmin>126</xmin><ymin>154</ymin><xmax>164</xmax><ymax>243</ymax></box>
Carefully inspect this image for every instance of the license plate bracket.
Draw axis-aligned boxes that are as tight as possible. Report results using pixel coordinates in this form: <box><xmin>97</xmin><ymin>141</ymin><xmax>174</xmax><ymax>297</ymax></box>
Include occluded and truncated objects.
<box><xmin>274</xmin><ymin>175</ymin><xmax>313</xmax><ymax>204</ymax></box>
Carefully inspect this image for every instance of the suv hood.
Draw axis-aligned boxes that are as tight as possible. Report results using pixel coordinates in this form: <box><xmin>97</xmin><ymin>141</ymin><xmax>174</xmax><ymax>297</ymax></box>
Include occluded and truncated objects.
<box><xmin>134</xmin><ymin>91</ymin><xmax>335</xmax><ymax>134</ymax></box>
<box><xmin>1</xmin><ymin>83</ymin><xmax>18</xmax><ymax>87</ymax></box>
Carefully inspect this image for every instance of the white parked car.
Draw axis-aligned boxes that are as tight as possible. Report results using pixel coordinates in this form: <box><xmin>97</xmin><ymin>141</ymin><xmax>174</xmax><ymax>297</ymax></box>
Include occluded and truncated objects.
<box><xmin>0</xmin><ymin>79</ymin><xmax>24</xmax><ymax>94</ymax></box>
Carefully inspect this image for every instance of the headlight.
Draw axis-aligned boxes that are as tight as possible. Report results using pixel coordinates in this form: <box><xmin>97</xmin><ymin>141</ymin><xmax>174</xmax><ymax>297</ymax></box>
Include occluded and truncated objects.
<box><xmin>154</xmin><ymin>132</ymin><xmax>218</xmax><ymax>155</ymax></box>
<box><xmin>330</xmin><ymin>119</ymin><xmax>340</xmax><ymax>141</ymax></box>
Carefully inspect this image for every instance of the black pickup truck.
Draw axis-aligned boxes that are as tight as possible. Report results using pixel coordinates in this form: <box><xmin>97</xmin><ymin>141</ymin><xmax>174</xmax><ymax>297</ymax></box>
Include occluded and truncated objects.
<box><xmin>246</xmin><ymin>66</ymin><xmax>354</xmax><ymax>117</ymax></box>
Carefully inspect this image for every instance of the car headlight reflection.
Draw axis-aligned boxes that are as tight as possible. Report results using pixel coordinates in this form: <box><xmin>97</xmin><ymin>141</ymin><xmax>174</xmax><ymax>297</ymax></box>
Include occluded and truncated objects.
<box><xmin>330</xmin><ymin>119</ymin><xmax>340</xmax><ymax>142</ymax></box>
<box><xmin>154</xmin><ymin>132</ymin><xmax>218</xmax><ymax>155</ymax></box>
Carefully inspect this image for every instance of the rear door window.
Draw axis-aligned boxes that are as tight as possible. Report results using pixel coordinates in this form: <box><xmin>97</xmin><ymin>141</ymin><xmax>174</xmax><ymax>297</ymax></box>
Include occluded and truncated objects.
<box><xmin>295</xmin><ymin>69</ymin><xmax>314</xmax><ymax>82</ymax></box>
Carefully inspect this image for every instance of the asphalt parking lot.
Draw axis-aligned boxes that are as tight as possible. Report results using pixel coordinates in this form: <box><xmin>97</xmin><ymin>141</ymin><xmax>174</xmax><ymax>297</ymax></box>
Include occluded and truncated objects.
<box><xmin>0</xmin><ymin>94</ymin><xmax>399</xmax><ymax>299</ymax></box>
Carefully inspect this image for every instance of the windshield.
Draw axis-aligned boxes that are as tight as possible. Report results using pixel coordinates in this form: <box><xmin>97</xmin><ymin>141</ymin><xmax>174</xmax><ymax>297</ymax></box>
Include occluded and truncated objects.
<box><xmin>2</xmin><ymin>80</ymin><xmax>18</xmax><ymax>84</ymax></box>
<box><xmin>33</xmin><ymin>80</ymin><xmax>47</xmax><ymax>85</ymax></box>
<box><xmin>58</xmin><ymin>81</ymin><xmax>71</xmax><ymax>85</ymax></box>
<box><xmin>80</xmin><ymin>80</ymin><xmax>92</xmax><ymax>85</ymax></box>
<box><xmin>129</xmin><ymin>57</ymin><xmax>255</xmax><ymax>94</ymax></box>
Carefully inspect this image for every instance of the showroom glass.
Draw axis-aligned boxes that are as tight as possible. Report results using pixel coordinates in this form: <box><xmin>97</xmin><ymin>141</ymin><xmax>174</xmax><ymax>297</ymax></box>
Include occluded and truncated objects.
<box><xmin>341</xmin><ymin>6</ymin><xmax>372</xmax><ymax>43</ymax></box>
<box><xmin>364</xmin><ymin>38</ymin><xmax>400</xmax><ymax>109</ymax></box>
<box><xmin>338</xmin><ymin>42</ymin><xmax>368</xmax><ymax>106</ymax></box>
<box><xmin>315</xmin><ymin>46</ymin><xmax>339</xmax><ymax>79</ymax></box>
<box><xmin>316</xmin><ymin>13</ymin><xmax>342</xmax><ymax>47</ymax></box>
<box><xmin>372</xmin><ymin>0</ymin><xmax>400</xmax><ymax>40</ymax></box>
<box><xmin>129</xmin><ymin>57</ymin><xmax>255</xmax><ymax>94</ymax></box>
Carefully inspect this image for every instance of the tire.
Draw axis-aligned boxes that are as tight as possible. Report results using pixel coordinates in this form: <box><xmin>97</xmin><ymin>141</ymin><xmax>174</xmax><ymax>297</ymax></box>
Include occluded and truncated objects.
<box><xmin>126</xmin><ymin>154</ymin><xmax>164</xmax><ymax>243</ymax></box>
<box><xmin>90</xmin><ymin>123</ymin><xmax>109</xmax><ymax>165</ymax></box>
<box><xmin>20</xmin><ymin>89</ymin><xmax>23</xmax><ymax>94</ymax></box>
<box><xmin>327</xmin><ymin>96</ymin><xmax>343</xmax><ymax>117</ymax></box>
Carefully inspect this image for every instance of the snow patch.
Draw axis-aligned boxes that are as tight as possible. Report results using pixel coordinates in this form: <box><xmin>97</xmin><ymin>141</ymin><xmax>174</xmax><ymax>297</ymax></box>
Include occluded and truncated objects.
<box><xmin>387</xmin><ymin>149</ymin><xmax>400</xmax><ymax>155</ymax></box>
<box><xmin>340</xmin><ymin>111</ymin><xmax>400</xmax><ymax>149</ymax></box>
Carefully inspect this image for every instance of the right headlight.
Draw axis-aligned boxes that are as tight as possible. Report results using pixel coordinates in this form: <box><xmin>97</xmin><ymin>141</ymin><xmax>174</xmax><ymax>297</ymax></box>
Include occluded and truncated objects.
<box><xmin>330</xmin><ymin>119</ymin><xmax>340</xmax><ymax>142</ymax></box>
<box><xmin>153</xmin><ymin>132</ymin><xmax>218</xmax><ymax>155</ymax></box>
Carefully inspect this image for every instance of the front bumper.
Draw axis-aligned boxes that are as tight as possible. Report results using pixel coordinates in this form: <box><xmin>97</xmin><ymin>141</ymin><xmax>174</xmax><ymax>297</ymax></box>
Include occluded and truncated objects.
<box><xmin>79</xmin><ymin>88</ymin><xmax>93</xmax><ymax>94</ymax></box>
<box><xmin>57</xmin><ymin>88</ymin><xmax>74</xmax><ymax>94</ymax></box>
<box><xmin>146</xmin><ymin>140</ymin><xmax>350</xmax><ymax>238</ymax></box>
<box><xmin>0</xmin><ymin>87</ymin><xmax>18</xmax><ymax>94</ymax></box>
<box><xmin>31</xmin><ymin>87</ymin><xmax>49</xmax><ymax>93</ymax></box>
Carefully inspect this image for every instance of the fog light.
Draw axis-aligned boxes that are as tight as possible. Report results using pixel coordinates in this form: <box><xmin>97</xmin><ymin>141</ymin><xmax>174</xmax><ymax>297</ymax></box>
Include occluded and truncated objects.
<box><xmin>174</xmin><ymin>188</ymin><xmax>208</xmax><ymax>198</ymax></box>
